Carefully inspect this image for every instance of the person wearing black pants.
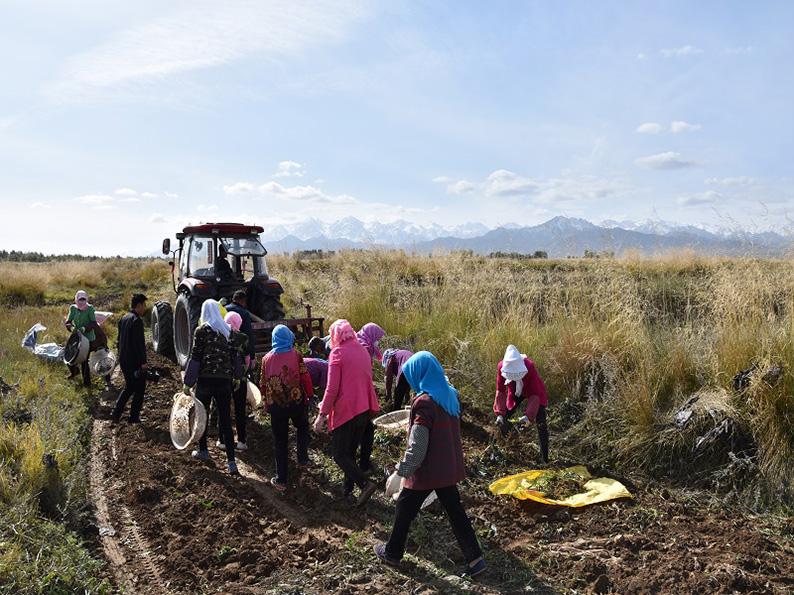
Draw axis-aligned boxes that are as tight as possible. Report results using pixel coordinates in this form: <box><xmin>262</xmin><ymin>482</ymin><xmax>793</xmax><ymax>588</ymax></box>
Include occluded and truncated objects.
<box><xmin>111</xmin><ymin>294</ymin><xmax>148</xmax><ymax>423</ymax></box>
<box><xmin>331</xmin><ymin>410</ymin><xmax>371</xmax><ymax>495</ymax></box>
<box><xmin>183</xmin><ymin>299</ymin><xmax>240</xmax><ymax>475</ymax></box>
<box><xmin>196</xmin><ymin>378</ymin><xmax>235</xmax><ymax>463</ymax></box>
<box><xmin>270</xmin><ymin>402</ymin><xmax>310</xmax><ymax>483</ymax></box>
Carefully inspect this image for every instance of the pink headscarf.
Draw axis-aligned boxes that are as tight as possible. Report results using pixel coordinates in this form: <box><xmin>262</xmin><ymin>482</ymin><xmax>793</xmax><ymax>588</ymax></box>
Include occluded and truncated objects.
<box><xmin>75</xmin><ymin>290</ymin><xmax>89</xmax><ymax>312</ymax></box>
<box><xmin>329</xmin><ymin>319</ymin><xmax>356</xmax><ymax>349</ymax></box>
<box><xmin>224</xmin><ymin>311</ymin><xmax>242</xmax><ymax>332</ymax></box>
<box><xmin>356</xmin><ymin>322</ymin><xmax>385</xmax><ymax>361</ymax></box>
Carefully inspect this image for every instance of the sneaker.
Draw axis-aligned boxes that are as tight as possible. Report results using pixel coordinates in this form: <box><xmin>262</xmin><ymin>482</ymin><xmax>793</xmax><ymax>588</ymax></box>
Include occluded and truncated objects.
<box><xmin>191</xmin><ymin>449</ymin><xmax>210</xmax><ymax>461</ymax></box>
<box><xmin>462</xmin><ymin>558</ymin><xmax>487</xmax><ymax>579</ymax></box>
<box><xmin>235</xmin><ymin>441</ymin><xmax>248</xmax><ymax>451</ymax></box>
<box><xmin>270</xmin><ymin>477</ymin><xmax>287</xmax><ymax>491</ymax></box>
<box><xmin>373</xmin><ymin>543</ymin><xmax>400</xmax><ymax>567</ymax></box>
<box><xmin>356</xmin><ymin>481</ymin><xmax>378</xmax><ymax>507</ymax></box>
<box><xmin>227</xmin><ymin>461</ymin><xmax>239</xmax><ymax>475</ymax></box>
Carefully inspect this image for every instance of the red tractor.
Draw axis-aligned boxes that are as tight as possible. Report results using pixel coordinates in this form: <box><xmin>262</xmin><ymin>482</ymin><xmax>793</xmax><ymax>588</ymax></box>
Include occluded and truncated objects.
<box><xmin>152</xmin><ymin>223</ymin><xmax>324</xmax><ymax>367</ymax></box>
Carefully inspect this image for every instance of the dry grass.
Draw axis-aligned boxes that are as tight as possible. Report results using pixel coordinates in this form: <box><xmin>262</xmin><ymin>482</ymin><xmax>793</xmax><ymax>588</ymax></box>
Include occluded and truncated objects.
<box><xmin>269</xmin><ymin>250</ymin><xmax>794</xmax><ymax>507</ymax></box>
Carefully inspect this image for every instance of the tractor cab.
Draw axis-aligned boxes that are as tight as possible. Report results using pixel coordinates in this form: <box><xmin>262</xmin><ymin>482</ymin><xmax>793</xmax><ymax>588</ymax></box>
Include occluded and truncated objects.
<box><xmin>153</xmin><ymin>223</ymin><xmax>324</xmax><ymax>368</ymax></box>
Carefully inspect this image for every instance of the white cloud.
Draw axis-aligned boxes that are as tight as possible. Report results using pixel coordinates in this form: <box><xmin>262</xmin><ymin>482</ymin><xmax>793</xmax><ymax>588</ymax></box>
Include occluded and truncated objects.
<box><xmin>223</xmin><ymin>182</ymin><xmax>256</xmax><ymax>195</ymax></box>
<box><xmin>480</xmin><ymin>169</ymin><xmax>626</xmax><ymax>204</ymax></box>
<box><xmin>432</xmin><ymin>176</ymin><xmax>453</xmax><ymax>184</ymax></box>
<box><xmin>677</xmin><ymin>190</ymin><xmax>721</xmax><ymax>206</ymax></box>
<box><xmin>141</xmin><ymin>192</ymin><xmax>158</xmax><ymax>198</ymax></box>
<box><xmin>197</xmin><ymin>204</ymin><xmax>219</xmax><ymax>212</ymax></box>
<box><xmin>149</xmin><ymin>214</ymin><xmax>167</xmax><ymax>224</ymax></box>
<box><xmin>119</xmin><ymin>197</ymin><xmax>141</xmax><ymax>203</ymax></box>
<box><xmin>114</xmin><ymin>187</ymin><xmax>137</xmax><ymax>196</ymax></box>
<box><xmin>447</xmin><ymin>180</ymin><xmax>476</xmax><ymax>195</ymax></box>
<box><xmin>636</xmin><ymin>52</ymin><xmax>646</xmax><ymax>60</ymax></box>
<box><xmin>483</xmin><ymin>169</ymin><xmax>542</xmax><ymax>197</ymax></box>
<box><xmin>635</xmin><ymin>151</ymin><xmax>697</xmax><ymax>170</ymax></box>
<box><xmin>46</xmin><ymin>0</ymin><xmax>369</xmax><ymax>101</ymax></box>
<box><xmin>670</xmin><ymin>120</ymin><xmax>701</xmax><ymax>133</ymax></box>
<box><xmin>636</xmin><ymin>122</ymin><xmax>662</xmax><ymax>134</ymax></box>
<box><xmin>273</xmin><ymin>160</ymin><xmax>305</xmax><ymax>178</ymax></box>
<box><xmin>164</xmin><ymin>192</ymin><xmax>179</xmax><ymax>199</ymax></box>
<box><xmin>74</xmin><ymin>194</ymin><xmax>115</xmax><ymax>205</ymax></box>
<box><xmin>724</xmin><ymin>46</ymin><xmax>753</xmax><ymax>55</ymax></box>
<box><xmin>30</xmin><ymin>202</ymin><xmax>46</xmax><ymax>209</ymax></box>
<box><xmin>660</xmin><ymin>45</ymin><xmax>703</xmax><ymax>58</ymax></box>
<box><xmin>259</xmin><ymin>181</ymin><xmax>357</xmax><ymax>204</ymax></box>
<box><xmin>706</xmin><ymin>176</ymin><xmax>756</xmax><ymax>186</ymax></box>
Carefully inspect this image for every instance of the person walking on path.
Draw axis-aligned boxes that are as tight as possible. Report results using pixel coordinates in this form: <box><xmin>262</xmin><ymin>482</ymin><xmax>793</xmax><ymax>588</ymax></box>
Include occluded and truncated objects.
<box><xmin>111</xmin><ymin>294</ymin><xmax>148</xmax><ymax>423</ymax></box>
<box><xmin>356</xmin><ymin>322</ymin><xmax>386</xmax><ymax>474</ymax></box>
<box><xmin>374</xmin><ymin>351</ymin><xmax>486</xmax><ymax>578</ymax></box>
<box><xmin>313</xmin><ymin>319</ymin><xmax>379</xmax><ymax>506</ymax></box>
<box><xmin>65</xmin><ymin>290</ymin><xmax>109</xmax><ymax>387</ymax></box>
<box><xmin>494</xmin><ymin>344</ymin><xmax>550</xmax><ymax>463</ymax></box>
<box><xmin>259</xmin><ymin>324</ymin><xmax>313</xmax><ymax>490</ymax></box>
<box><xmin>225</xmin><ymin>290</ymin><xmax>255</xmax><ymax>371</ymax></box>
<box><xmin>183</xmin><ymin>299</ymin><xmax>240</xmax><ymax>475</ymax></box>
<box><xmin>215</xmin><ymin>311</ymin><xmax>249</xmax><ymax>451</ymax></box>
<box><xmin>382</xmin><ymin>348</ymin><xmax>414</xmax><ymax>411</ymax></box>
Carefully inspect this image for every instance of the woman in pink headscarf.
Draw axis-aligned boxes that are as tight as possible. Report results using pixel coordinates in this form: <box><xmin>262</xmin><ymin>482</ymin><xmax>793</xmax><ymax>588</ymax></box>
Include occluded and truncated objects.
<box><xmin>64</xmin><ymin>290</ymin><xmax>108</xmax><ymax>387</ymax></box>
<box><xmin>355</xmin><ymin>322</ymin><xmax>386</xmax><ymax>474</ymax></box>
<box><xmin>314</xmin><ymin>319</ymin><xmax>380</xmax><ymax>507</ymax></box>
<box><xmin>216</xmin><ymin>311</ymin><xmax>250</xmax><ymax>451</ymax></box>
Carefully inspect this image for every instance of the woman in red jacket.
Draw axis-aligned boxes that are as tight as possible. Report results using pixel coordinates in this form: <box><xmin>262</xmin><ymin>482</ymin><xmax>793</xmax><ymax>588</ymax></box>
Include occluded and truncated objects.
<box><xmin>494</xmin><ymin>344</ymin><xmax>549</xmax><ymax>463</ymax></box>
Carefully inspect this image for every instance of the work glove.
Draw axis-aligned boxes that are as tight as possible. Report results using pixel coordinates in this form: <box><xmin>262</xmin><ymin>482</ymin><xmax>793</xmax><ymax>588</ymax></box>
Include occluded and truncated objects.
<box><xmin>518</xmin><ymin>415</ymin><xmax>529</xmax><ymax>424</ymax></box>
<box><xmin>232</xmin><ymin>378</ymin><xmax>241</xmax><ymax>391</ymax></box>
<box><xmin>495</xmin><ymin>415</ymin><xmax>504</xmax><ymax>426</ymax></box>
<box><xmin>313</xmin><ymin>414</ymin><xmax>327</xmax><ymax>434</ymax></box>
<box><xmin>182</xmin><ymin>384</ymin><xmax>191</xmax><ymax>395</ymax></box>
<box><xmin>385</xmin><ymin>470</ymin><xmax>403</xmax><ymax>499</ymax></box>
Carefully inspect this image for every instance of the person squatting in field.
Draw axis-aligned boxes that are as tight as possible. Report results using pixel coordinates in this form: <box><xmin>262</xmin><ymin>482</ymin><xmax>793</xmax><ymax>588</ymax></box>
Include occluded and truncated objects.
<box><xmin>303</xmin><ymin>357</ymin><xmax>328</xmax><ymax>408</ymax></box>
<box><xmin>313</xmin><ymin>319</ymin><xmax>379</xmax><ymax>507</ymax></box>
<box><xmin>375</xmin><ymin>351</ymin><xmax>486</xmax><ymax>578</ymax></box>
<box><xmin>382</xmin><ymin>348</ymin><xmax>414</xmax><ymax>411</ymax></box>
<box><xmin>65</xmin><ymin>290</ymin><xmax>110</xmax><ymax>387</ymax></box>
<box><xmin>184</xmin><ymin>299</ymin><xmax>241</xmax><ymax>475</ymax></box>
<box><xmin>308</xmin><ymin>335</ymin><xmax>331</xmax><ymax>360</ymax></box>
<box><xmin>217</xmin><ymin>311</ymin><xmax>250</xmax><ymax>451</ymax></box>
<box><xmin>259</xmin><ymin>324</ymin><xmax>313</xmax><ymax>491</ymax></box>
<box><xmin>494</xmin><ymin>344</ymin><xmax>550</xmax><ymax>463</ymax></box>
<box><xmin>111</xmin><ymin>293</ymin><xmax>148</xmax><ymax>424</ymax></box>
<box><xmin>355</xmin><ymin>322</ymin><xmax>386</xmax><ymax>476</ymax></box>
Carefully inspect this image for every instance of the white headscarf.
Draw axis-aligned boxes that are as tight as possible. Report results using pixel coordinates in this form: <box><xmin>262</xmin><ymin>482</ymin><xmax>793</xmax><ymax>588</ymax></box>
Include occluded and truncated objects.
<box><xmin>200</xmin><ymin>299</ymin><xmax>230</xmax><ymax>340</ymax></box>
<box><xmin>501</xmin><ymin>344</ymin><xmax>528</xmax><ymax>395</ymax></box>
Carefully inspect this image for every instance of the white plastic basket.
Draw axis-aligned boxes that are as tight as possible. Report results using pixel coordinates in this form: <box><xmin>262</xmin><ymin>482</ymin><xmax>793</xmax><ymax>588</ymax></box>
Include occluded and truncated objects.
<box><xmin>169</xmin><ymin>392</ymin><xmax>208</xmax><ymax>451</ymax></box>
<box><xmin>246</xmin><ymin>381</ymin><xmax>262</xmax><ymax>410</ymax></box>
<box><xmin>373</xmin><ymin>409</ymin><xmax>410</xmax><ymax>432</ymax></box>
<box><xmin>63</xmin><ymin>331</ymin><xmax>89</xmax><ymax>366</ymax></box>
<box><xmin>89</xmin><ymin>348</ymin><xmax>117</xmax><ymax>376</ymax></box>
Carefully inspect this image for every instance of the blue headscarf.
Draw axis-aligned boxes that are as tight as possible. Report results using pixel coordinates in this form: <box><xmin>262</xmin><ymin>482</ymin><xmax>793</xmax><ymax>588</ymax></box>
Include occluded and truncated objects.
<box><xmin>271</xmin><ymin>324</ymin><xmax>295</xmax><ymax>354</ymax></box>
<box><xmin>401</xmin><ymin>351</ymin><xmax>460</xmax><ymax>417</ymax></box>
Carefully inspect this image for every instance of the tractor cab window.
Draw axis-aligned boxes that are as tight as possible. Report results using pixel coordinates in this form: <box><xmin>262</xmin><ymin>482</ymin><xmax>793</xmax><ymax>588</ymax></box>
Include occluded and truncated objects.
<box><xmin>188</xmin><ymin>236</ymin><xmax>214</xmax><ymax>277</ymax></box>
<box><xmin>220</xmin><ymin>237</ymin><xmax>269</xmax><ymax>280</ymax></box>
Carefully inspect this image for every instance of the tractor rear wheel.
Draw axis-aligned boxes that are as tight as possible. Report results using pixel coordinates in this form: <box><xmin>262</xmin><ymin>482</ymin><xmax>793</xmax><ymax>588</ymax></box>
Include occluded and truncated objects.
<box><xmin>151</xmin><ymin>301</ymin><xmax>175</xmax><ymax>360</ymax></box>
<box><xmin>174</xmin><ymin>293</ymin><xmax>202</xmax><ymax>368</ymax></box>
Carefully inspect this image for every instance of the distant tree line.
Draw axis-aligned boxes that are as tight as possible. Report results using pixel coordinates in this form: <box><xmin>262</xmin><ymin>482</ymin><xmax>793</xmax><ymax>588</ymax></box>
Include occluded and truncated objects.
<box><xmin>488</xmin><ymin>250</ymin><xmax>548</xmax><ymax>259</ymax></box>
<box><xmin>0</xmin><ymin>250</ymin><xmax>147</xmax><ymax>262</ymax></box>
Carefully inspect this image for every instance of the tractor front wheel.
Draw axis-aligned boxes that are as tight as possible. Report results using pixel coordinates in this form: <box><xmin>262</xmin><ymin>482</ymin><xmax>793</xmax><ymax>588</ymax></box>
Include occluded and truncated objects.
<box><xmin>151</xmin><ymin>300</ymin><xmax>175</xmax><ymax>360</ymax></box>
<box><xmin>174</xmin><ymin>293</ymin><xmax>202</xmax><ymax>368</ymax></box>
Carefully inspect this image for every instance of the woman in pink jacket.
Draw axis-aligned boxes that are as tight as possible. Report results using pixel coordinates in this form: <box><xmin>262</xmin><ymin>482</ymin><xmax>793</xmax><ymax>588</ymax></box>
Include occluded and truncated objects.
<box><xmin>494</xmin><ymin>345</ymin><xmax>550</xmax><ymax>463</ymax></box>
<box><xmin>314</xmin><ymin>319</ymin><xmax>380</xmax><ymax>506</ymax></box>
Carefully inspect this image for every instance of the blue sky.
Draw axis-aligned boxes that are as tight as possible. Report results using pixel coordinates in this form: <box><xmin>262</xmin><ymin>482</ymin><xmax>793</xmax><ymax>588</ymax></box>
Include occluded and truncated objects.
<box><xmin>1</xmin><ymin>1</ymin><xmax>792</xmax><ymax>254</ymax></box>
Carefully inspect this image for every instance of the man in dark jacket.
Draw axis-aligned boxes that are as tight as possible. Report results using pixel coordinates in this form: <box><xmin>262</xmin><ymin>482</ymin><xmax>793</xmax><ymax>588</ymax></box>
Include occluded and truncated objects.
<box><xmin>111</xmin><ymin>294</ymin><xmax>148</xmax><ymax>424</ymax></box>
<box><xmin>225</xmin><ymin>290</ymin><xmax>255</xmax><ymax>365</ymax></box>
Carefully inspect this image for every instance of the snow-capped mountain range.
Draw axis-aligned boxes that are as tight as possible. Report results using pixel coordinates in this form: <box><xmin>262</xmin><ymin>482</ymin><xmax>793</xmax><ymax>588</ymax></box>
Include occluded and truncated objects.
<box><xmin>260</xmin><ymin>216</ymin><xmax>793</xmax><ymax>257</ymax></box>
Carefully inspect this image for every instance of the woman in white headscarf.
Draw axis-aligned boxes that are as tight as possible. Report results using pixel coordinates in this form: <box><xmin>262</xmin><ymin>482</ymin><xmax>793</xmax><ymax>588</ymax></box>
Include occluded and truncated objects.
<box><xmin>493</xmin><ymin>345</ymin><xmax>549</xmax><ymax>462</ymax></box>
<box><xmin>183</xmin><ymin>299</ymin><xmax>240</xmax><ymax>474</ymax></box>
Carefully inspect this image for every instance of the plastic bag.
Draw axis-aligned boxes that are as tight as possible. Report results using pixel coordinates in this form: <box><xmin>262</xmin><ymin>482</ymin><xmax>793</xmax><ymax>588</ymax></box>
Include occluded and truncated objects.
<box><xmin>21</xmin><ymin>323</ymin><xmax>65</xmax><ymax>363</ymax></box>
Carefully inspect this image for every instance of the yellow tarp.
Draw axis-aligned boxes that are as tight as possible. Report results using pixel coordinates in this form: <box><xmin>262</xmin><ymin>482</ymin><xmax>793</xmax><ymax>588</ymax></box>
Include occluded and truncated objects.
<box><xmin>488</xmin><ymin>465</ymin><xmax>632</xmax><ymax>507</ymax></box>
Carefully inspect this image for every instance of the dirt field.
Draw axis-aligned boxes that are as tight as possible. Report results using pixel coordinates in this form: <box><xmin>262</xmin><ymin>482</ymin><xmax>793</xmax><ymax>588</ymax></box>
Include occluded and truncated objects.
<box><xmin>88</xmin><ymin>350</ymin><xmax>794</xmax><ymax>594</ymax></box>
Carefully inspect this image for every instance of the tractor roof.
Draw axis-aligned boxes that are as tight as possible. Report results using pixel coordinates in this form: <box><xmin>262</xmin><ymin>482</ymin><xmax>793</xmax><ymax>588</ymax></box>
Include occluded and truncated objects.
<box><xmin>180</xmin><ymin>223</ymin><xmax>264</xmax><ymax>237</ymax></box>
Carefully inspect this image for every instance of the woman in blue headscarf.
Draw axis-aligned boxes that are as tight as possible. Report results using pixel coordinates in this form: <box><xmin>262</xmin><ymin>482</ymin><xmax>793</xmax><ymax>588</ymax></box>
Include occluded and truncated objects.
<box><xmin>374</xmin><ymin>351</ymin><xmax>485</xmax><ymax>578</ymax></box>
<box><xmin>259</xmin><ymin>324</ymin><xmax>314</xmax><ymax>490</ymax></box>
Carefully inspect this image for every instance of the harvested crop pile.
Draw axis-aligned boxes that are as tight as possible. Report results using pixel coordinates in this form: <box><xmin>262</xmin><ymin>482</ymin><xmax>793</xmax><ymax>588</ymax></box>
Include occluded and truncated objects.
<box><xmin>524</xmin><ymin>469</ymin><xmax>587</xmax><ymax>500</ymax></box>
